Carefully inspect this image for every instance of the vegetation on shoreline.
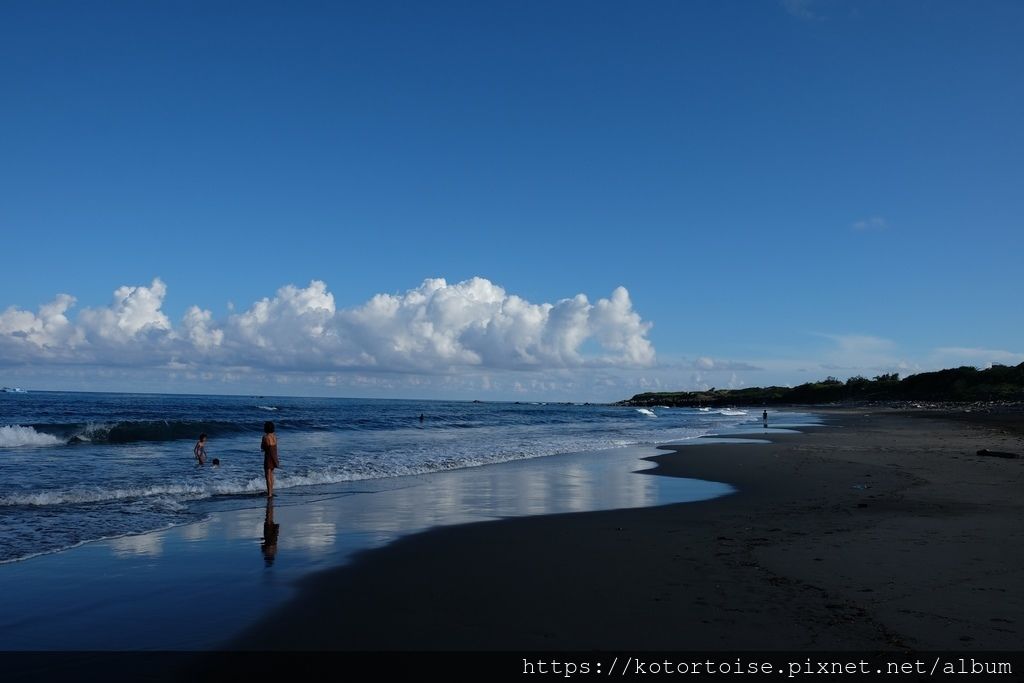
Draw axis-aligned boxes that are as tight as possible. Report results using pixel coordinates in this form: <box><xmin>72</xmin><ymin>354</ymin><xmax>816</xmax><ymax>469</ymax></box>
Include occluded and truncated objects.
<box><xmin>618</xmin><ymin>363</ymin><xmax>1024</xmax><ymax>407</ymax></box>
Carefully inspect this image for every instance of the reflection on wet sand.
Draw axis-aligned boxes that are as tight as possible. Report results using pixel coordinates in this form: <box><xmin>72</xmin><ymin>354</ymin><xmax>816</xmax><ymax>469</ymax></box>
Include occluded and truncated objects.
<box><xmin>261</xmin><ymin>499</ymin><xmax>280</xmax><ymax>567</ymax></box>
<box><xmin>0</xmin><ymin>444</ymin><xmax>734</xmax><ymax>650</ymax></box>
<box><xmin>110</xmin><ymin>532</ymin><xmax>164</xmax><ymax>558</ymax></box>
<box><xmin>263</xmin><ymin>446</ymin><xmax>733</xmax><ymax>560</ymax></box>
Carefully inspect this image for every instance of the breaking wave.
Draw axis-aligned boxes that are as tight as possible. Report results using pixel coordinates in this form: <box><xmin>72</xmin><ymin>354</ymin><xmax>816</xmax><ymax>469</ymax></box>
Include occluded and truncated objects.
<box><xmin>0</xmin><ymin>425</ymin><xmax>64</xmax><ymax>448</ymax></box>
<box><xmin>32</xmin><ymin>420</ymin><xmax>254</xmax><ymax>445</ymax></box>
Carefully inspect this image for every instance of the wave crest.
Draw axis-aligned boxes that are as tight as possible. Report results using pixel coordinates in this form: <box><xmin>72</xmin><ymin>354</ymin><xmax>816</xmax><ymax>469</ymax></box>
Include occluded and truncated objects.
<box><xmin>37</xmin><ymin>420</ymin><xmax>254</xmax><ymax>445</ymax></box>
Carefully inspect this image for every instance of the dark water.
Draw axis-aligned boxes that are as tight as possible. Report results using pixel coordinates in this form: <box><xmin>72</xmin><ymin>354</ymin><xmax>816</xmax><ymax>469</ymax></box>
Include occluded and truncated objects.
<box><xmin>0</xmin><ymin>391</ymin><xmax>769</xmax><ymax>563</ymax></box>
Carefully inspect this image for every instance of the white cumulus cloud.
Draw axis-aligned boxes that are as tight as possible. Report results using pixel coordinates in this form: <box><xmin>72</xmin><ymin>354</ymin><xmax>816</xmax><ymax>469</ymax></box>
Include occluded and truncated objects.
<box><xmin>78</xmin><ymin>278</ymin><xmax>172</xmax><ymax>341</ymax></box>
<box><xmin>0</xmin><ymin>277</ymin><xmax>657</xmax><ymax>375</ymax></box>
<box><xmin>0</xmin><ymin>293</ymin><xmax>83</xmax><ymax>361</ymax></box>
<box><xmin>181</xmin><ymin>306</ymin><xmax>224</xmax><ymax>351</ymax></box>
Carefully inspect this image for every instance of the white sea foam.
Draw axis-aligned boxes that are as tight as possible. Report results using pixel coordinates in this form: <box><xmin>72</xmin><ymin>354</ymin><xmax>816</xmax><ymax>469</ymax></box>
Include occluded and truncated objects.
<box><xmin>0</xmin><ymin>427</ymin><xmax>706</xmax><ymax>507</ymax></box>
<box><xmin>718</xmin><ymin>409</ymin><xmax>748</xmax><ymax>416</ymax></box>
<box><xmin>0</xmin><ymin>522</ymin><xmax>186</xmax><ymax>566</ymax></box>
<box><xmin>635</xmin><ymin>408</ymin><xmax>657</xmax><ymax>417</ymax></box>
<box><xmin>256</xmin><ymin>405</ymin><xmax>278</xmax><ymax>411</ymax></box>
<box><xmin>0</xmin><ymin>425</ymin><xmax>63</xmax><ymax>448</ymax></box>
<box><xmin>0</xmin><ymin>481</ymin><xmax>259</xmax><ymax>507</ymax></box>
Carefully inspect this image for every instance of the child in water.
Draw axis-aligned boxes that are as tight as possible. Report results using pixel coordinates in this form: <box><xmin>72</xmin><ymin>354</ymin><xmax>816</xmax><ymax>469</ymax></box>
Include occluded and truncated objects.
<box><xmin>194</xmin><ymin>433</ymin><xmax>208</xmax><ymax>466</ymax></box>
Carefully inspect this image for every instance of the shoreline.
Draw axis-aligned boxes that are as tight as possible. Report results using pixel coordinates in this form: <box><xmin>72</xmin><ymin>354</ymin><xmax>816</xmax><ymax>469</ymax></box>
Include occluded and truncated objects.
<box><xmin>2</xmin><ymin>407</ymin><xmax>1019</xmax><ymax>652</ymax></box>
<box><xmin>0</xmin><ymin>419</ymin><xmax>749</xmax><ymax>650</ymax></box>
<box><xmin>231</xmin><ymin>409</ymin><xmax>1023</xmax><ymax>650</ymax></box>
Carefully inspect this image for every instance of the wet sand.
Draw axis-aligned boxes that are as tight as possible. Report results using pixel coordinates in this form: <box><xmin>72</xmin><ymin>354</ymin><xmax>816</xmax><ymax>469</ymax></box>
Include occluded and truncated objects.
<box><xmin>233</xmin><ymin>410</ymin><xmax>1023</xmax><ymax>650</ymax></box>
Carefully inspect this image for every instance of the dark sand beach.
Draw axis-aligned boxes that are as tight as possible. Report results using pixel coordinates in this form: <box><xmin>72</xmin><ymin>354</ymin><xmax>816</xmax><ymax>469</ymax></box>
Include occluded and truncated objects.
<box><xmin>233</xmin><ymin>409</ymin><xmax>1023</xmax><ymax>651</ymax></box>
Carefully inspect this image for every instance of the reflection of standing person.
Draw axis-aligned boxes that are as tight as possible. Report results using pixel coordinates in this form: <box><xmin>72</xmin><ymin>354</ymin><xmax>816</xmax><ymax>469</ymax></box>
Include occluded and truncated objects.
<box><xmin>762</xmin><ymin>410</ymin><xmax>768</xmax><ymax>428</ymax></box>
<box><xmin>261</xmin><ymin>499</ymin><xmax>280</xmax><ymax>567</ymax></box>
<box><xmin>194</xmin><ymin>433</ymin><xmax>208</xmax><ymax>466</ymax></box>
<box><xmin>261</xmin><ymin>421</ymin><xmax>279</xmax><ymax>498</ymax></box>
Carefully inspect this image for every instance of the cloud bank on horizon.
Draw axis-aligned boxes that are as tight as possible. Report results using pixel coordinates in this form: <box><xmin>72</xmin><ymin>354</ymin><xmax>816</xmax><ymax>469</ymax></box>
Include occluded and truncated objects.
<box><xmin>3</xmin><ymin>277</ymin><xmax>1020</xmax><ymax>399</ymax></box>
<box><xmin>0</xmin><ymin>277</ymin><xmax>656</xmax><ymax>374</ymax></box>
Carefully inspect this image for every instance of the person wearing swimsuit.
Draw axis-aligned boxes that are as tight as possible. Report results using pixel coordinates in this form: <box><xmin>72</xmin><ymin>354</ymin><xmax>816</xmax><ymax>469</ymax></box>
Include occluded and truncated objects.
<box><xmin>194</xmin><ymin>433</ymin><xmax>208</xmax><ymax>466</ymax></box>
<box><xmin>261</xmin><ymin>421</ymin><xmax>279</xmax><ymax>498</ymax></box>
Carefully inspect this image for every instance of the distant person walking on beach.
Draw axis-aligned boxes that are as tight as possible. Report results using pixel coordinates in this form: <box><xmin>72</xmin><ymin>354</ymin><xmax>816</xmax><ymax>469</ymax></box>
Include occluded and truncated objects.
<box><xmin>194</xmin><ymin>433</ymin><xmax>208</xmax><ymax>466</ymax></box>
<box><xmin>261</xmin><ymin>421</ymin><xmax>279</xmax><ymax>497</ymax></box>
<box><xmin>762</xmin><ymin>410</ymin><xmax>768</xmax><ymax>428</ymax></box>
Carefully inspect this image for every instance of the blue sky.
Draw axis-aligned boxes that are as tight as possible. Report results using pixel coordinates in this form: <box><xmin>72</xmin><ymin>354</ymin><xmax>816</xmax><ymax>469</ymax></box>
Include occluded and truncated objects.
<box><xmin>1</xmin><ymin>1</ymin><xmax>1022</xmax><ymax>399</ymax></box>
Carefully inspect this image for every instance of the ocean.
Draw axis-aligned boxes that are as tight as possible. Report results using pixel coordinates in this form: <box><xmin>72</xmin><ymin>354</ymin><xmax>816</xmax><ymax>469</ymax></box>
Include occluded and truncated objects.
<box><xmin>0</xmin><ymin>391</ymin><xmax>772</xmax><ymax>565</ymax></box>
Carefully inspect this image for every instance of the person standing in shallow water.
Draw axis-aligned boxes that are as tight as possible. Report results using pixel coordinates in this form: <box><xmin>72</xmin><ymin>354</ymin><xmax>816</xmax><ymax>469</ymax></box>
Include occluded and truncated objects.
<box><xmin>763</xmin><ymin>410</ymin><xmax>768</xmax><ymax>428</ymax></box>
<box><xmin>194</xmin><ymin>433</ymin><xmax>208</xmax><ymax>466</ymax></box>
<box><xmin>261</xmin><ymin>421</ymin><xmax>279</xmax><ymax>497</ymax></box>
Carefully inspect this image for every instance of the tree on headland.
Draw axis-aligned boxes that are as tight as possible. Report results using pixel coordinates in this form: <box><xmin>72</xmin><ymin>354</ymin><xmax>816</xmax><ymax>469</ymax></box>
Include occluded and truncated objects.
<box><xmin>618</xmin><ymin>363</ymin><xmax>1024</xmax><ymax>407</ymax></box>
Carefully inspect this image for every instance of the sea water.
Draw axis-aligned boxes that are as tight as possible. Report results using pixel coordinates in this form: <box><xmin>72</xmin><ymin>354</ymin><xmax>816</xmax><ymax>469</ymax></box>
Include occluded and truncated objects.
<box><xmin>0</xmin><ymin>391</ymin><xmax>773</xmax><ymax>564</ymax></box>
